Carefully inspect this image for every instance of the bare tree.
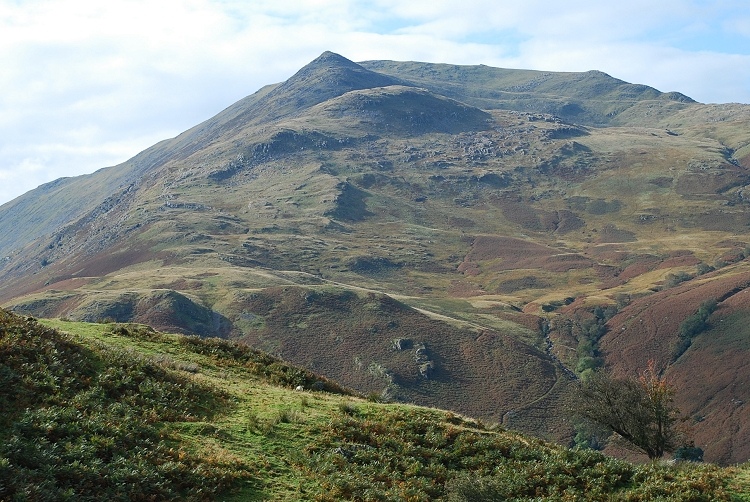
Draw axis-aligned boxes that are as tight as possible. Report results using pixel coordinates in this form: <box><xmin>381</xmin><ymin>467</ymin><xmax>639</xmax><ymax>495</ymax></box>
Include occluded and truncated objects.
<box><xmin>575</xmin><ymin>361</ymin><xmax>681</xmax><ymax>459</ymax></box>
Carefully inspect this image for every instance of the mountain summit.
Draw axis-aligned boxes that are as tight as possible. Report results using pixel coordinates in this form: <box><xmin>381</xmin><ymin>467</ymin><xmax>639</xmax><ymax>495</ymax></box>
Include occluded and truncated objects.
<box><xmin>223</xmin><ymin>51</ymin><xmax>407</xmax><ymax>129</ymax></box>
<box><xmin>1</xmin><ymin>52</ymin><xmax>750</xmax><ymax>464</ymax></box>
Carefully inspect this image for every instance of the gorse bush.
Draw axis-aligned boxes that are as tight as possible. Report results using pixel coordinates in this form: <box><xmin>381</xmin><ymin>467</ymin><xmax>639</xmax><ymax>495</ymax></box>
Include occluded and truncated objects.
<box><xmin>177</xmin><ymin>334</ymin><xmax>353</xmax><ymax>394</ymax></box>
<box><xmin>446</xmin><ymin>460</ymin><xmax>730</xmax><ymax>501</ymax></box>
<box><xmin>297</xmin><ymin>406</ymin><xmax>733</xmax><ymax>501</ymax></box>
<box><xmin>0</xmin><ymin>310</ymin><xmax>251</xmax><ymax>501</ymax></box>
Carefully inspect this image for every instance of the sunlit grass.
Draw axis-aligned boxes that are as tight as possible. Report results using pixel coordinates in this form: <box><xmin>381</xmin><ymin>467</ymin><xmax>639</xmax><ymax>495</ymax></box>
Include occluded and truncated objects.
<box><xmin>3</xmin><ymin>311</ymin><xmax>747</xmax><ymax>500</ymax></box>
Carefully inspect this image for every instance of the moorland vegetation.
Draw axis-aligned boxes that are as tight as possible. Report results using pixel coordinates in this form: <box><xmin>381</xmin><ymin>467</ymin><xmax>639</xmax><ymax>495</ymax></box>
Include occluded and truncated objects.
<box><xmin>2</xmin><ymin>309</ymin><xmax>749</xmax><ymax>500</ymax></box>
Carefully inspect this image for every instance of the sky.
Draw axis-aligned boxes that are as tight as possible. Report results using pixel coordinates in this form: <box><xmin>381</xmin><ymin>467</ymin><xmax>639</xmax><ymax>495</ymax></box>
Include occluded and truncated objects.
<box><xmin>1</xmin><ymin>0</ymin><xmax>749</xmax><ymax>206</ymax></box>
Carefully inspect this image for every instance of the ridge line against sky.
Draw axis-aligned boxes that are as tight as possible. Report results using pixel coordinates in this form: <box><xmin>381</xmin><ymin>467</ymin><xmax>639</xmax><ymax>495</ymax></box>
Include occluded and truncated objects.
<box><xmin>1</xmin><ymin>0</ymin><xmax>749</xmax><ymax>206</ymax></box>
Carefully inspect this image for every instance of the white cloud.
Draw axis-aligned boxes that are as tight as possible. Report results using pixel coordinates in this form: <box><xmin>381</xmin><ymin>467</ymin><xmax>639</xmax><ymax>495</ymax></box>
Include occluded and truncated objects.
<box><xmin>726</xmin><ymin>15</ymin><xmax>750</xmax><ymax>37</ymax></box>
<box><xmin>0</xmin><ymin>157</ymin><xmax>49</xmax><ymax>202</ymax></box>
<box><xmin>0</xmin><ymin>0</ymin><xmax>749</xmax><ymax>206</ymax></box>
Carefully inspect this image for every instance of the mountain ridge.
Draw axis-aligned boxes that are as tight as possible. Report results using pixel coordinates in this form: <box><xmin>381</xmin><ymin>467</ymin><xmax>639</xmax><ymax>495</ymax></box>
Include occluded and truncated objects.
<box><xmin>359</xmin><ymin>58</ymin><xmax>695</xmax><ymax>125</ymax></box>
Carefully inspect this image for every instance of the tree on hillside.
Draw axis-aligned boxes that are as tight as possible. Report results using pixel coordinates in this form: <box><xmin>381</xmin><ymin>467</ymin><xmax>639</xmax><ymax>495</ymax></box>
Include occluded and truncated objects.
<box><xmin>671</xmin><ymin>298</ymin><xmax>718</xmax><ymax>361</ymax></box>
<box><xmin>575</xmin><ymin>361</ymin><xmax>681</xmax><ymax>460</ymax></box>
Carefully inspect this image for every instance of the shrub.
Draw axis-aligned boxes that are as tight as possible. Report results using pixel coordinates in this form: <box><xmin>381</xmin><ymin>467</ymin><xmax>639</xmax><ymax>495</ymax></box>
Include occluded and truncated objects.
<box><xmin>0</xmin><ymin>310</ymin><xmax>251</xmax><ymax>500</ymax></box>
<box><xmin>299</xmin><ymin>406</ymin><xmax>732</xmax><ymax>501</ymax></box>
<box><xmin>337</xmin><ymin>401</ymin><xmax>359</xmax><ymax>416</ymax></box>
<box><xmin>674</xmin><ymin>444</ymin><xmax>704</xmax><ymax>462</ymax></box>
<box><xmin>696</xmin><ymin>262</ymin><xmax>715</xmax><ymax>275</ymax></box>
<box><xmin>576</xmin><ymin>355</ymin><xmax>604</xmax><ymax>373</ymax></box>
<box><xmin>177</xmin><ymin>335</ymin><xmax>353</xmax><ymax>395</ymax></box>
<box><xmin>273</xmin><ymin>408</ymin><xmax>305</xmax><ymax>425</ymax></box>
<box><xmin>672</xmin><ymin>299</ymin><xmax>718</xmax><ymax>361</ymax></box>
<box><xmin>664</xmin><ymin>271</ymin><xmax>693</xmax><ymax>288</ymax></box>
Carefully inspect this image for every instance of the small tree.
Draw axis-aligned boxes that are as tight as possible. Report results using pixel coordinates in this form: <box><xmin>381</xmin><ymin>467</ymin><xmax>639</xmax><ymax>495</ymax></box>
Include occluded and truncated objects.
<box><xmin>575</xmin><ymin>361</ymin><xmax>681</xmax><ymax>459</ymax></box>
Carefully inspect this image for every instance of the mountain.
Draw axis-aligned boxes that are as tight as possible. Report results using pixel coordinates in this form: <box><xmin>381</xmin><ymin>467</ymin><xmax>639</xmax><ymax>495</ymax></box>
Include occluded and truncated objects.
<box><xmin>1</xmin><ymin>51</ymin><xmax>750</xmax><ymax>464</ymax></box>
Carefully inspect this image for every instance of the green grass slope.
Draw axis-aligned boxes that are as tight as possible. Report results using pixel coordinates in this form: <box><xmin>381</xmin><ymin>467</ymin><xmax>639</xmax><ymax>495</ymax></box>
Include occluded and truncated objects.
<box><xmin>1</xmin><ymin>308</ymin><xmax>749</xmax><ymax>501</ymax></box>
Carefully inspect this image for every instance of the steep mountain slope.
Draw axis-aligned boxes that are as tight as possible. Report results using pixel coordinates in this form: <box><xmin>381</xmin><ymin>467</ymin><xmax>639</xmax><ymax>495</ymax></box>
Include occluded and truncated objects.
<box><xmin>0</xmin><ymin>51</ymin><xmax>393</xmax><ymax>258</ymax></box>
<box><xmin>1</xmin><ymin>52</ymin><xmax>750</xmax><ymax>463</ymax></box>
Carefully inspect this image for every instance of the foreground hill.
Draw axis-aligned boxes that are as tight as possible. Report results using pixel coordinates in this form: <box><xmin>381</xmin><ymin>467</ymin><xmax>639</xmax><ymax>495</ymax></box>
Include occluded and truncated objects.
<box><xmin>1</xmin><ymin>52</ymin><xmax>750</xmax><ymax>463</ymax></box>
<box><xmin>1</xmin><ymin>309</ymin><xmax>748</xmax><ymax>501</ymax></box>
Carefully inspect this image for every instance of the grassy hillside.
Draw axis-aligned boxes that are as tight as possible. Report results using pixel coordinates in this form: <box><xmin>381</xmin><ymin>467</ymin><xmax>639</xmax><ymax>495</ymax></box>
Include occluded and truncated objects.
<box><xmin>1</xmin><ymin>308</ymin><xmax>749</xmax><ymax>501</ymax></box>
